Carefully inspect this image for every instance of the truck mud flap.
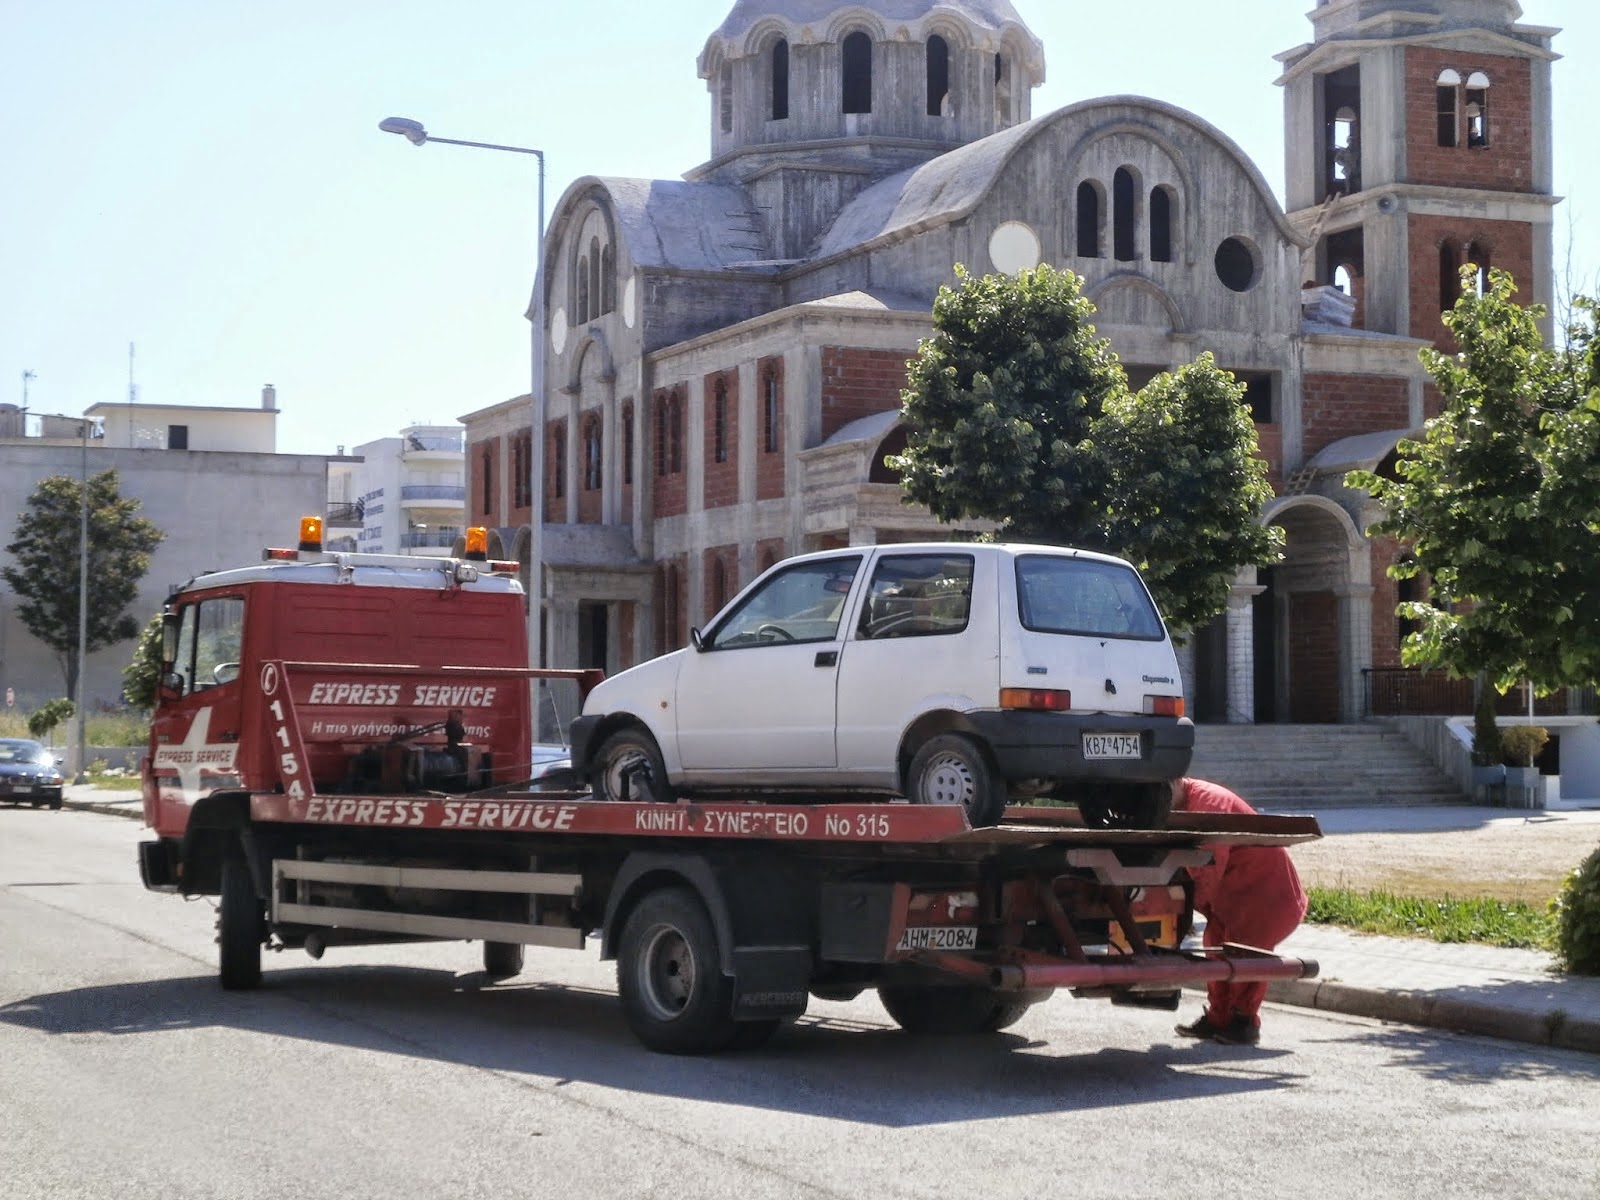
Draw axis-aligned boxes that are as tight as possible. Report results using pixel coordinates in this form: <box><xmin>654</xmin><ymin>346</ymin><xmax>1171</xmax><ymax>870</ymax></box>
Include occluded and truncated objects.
<box><xmin>731</xmin><ymin>945</ymin><xmax>812</xmax><ymax>1019</ymax></box>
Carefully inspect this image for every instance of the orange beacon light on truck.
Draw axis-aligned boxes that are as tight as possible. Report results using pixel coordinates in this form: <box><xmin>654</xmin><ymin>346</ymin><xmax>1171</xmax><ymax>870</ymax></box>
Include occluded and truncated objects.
<box><xmin>464</xmin><ymin>527</ymin><xmax>489</xmax><ymax>561</ymax></box>
<box><xmin>298</xmin><ymin>516</ymin><xmax>324</xmax><ymax>553</ymax></box>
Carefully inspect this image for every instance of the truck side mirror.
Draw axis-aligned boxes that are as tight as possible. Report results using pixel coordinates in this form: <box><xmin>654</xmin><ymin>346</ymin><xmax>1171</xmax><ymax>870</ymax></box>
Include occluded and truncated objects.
<box><xmin>159</xmin><ymin>670</ymin><xmax>185</xmax><ymax>700</ymax></box>
<box><xmin>161</xmin><ymin>611</ymin><xmax>181</xmax><ymax>670</ymax></box>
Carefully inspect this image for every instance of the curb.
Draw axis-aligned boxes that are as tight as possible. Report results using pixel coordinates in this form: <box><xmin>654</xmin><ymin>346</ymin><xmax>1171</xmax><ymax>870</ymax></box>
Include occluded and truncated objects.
<box><xmin>1265</xmin><ymin>977</ymin><xmax>1600</xmax><ymax>1056</ymax></box>
<box><xmin>62</xmin><ymin>798</ymin><xmax>143</xmax><ymax>821</ymax></box>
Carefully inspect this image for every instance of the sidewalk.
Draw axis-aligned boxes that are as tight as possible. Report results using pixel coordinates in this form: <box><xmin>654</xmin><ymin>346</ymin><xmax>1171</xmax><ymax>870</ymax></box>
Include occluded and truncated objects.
<box><xmin>57</xmin><ymin>787</ymin><xmax>1600</xmax><ymax>1055</ymax></box>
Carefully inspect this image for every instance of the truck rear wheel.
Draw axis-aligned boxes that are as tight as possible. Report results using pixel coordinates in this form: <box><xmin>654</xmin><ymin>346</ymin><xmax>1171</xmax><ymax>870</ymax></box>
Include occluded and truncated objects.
<box><xmin>906</xmin><ymin>734</ymin><xmax>1007</xmax><ymax>827</ymax></box>
<box><xmin>878</xmin><ymin>985</ymin><xmax>1035</xmax><ymax>1035</ymax></box>
<box><xmin>218</xmin><ymin>851</ymin><xmax>265</xmax><ymax>991</ymax></box>
<box><xmin>617</xmin><ymin>886</ymin><xmax>736</xmax><ymax>1054</ymax></box>
<box><xmin>593</xmin><ymin>728</ymin><xmax>673</xmax><ymax>804</ymax></box>
<box><xmin>483</xmin><ymin>941</ymin><xmax>525</xmax><ymax>979</ymax></box>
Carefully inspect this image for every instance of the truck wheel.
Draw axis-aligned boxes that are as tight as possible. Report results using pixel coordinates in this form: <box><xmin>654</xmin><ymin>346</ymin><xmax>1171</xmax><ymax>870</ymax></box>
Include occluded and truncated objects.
<box><xmin>617</xmin><ymin>886</ymin><xmax>736</xmax><ymax>1054</ymax></box>
<box><xmin>593</xmin><ymin>728</ymin><xmax>674</xmax><ymax>804</ymax></box>
<box><xmin>878</xmin><ymin>985</ymin><xmax>1034</xmax><ymax>1035</ymax></box>
<box><xmin>1078</xmin><ymin>782</ymin><xmax>1172</xmax><ymax>830</ymax></box>
<box><xmin>218</xmin><ymin>851</ymin><xmax>265</xmax><ymax>991</ymax></box>
<box><xmin>483</xmin><ymin>941</ymin><xmax>525</xmax><ymax>979</ymax></box>
<box><xmin>906</xmin><ymin>735</ymin><xmax>1007</xmax><ymax>827</ymax></box>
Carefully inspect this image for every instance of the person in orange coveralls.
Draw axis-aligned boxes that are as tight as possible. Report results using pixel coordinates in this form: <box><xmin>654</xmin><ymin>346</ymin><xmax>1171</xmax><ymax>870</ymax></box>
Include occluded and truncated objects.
<box><xmin>1171</xmin><ymin>776</ymin><xmax>1308</xmax><ymax>1046</ymax></box>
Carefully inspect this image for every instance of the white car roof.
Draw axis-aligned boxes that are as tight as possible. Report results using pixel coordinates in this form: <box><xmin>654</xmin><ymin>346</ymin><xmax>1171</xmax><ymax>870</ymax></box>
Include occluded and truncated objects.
<box><xmin>776</xmin><ymin>542</ymin><xmax>1135</xmax><ymax>571</ymax></box>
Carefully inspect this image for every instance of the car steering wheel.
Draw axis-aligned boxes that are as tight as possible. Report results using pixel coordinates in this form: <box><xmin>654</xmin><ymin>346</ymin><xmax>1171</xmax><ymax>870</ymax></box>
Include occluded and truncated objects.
<box><xmin>756</xmin><ymin>624</ymin><xmax>796</xmax><ymax>642</ymax></box>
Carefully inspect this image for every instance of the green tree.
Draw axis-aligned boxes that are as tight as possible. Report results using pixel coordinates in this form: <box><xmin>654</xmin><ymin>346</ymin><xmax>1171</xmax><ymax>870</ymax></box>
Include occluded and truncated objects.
<box><xmin>893</xmin><ymin>264</ymin><xmax>1280</xmax><ymax>634</ymax></box>
<box><xmin>27</xmin><ymin>697</ymin><xmax>76</xmax><ymax>743</ymax></box>
<box><xmin>122</xmin><ymin>612</ymin><xmax>165</xmax><ymax>711</ymax></box>
<box><xmin>1347</xmin><ymin>270</ymin><xmax>1600</xmax><ymax>694</ymax></box>
<box><xmin>2</xmin><ymin>470</ymin><xmax>165</xmax><ymax>701</ymax></box>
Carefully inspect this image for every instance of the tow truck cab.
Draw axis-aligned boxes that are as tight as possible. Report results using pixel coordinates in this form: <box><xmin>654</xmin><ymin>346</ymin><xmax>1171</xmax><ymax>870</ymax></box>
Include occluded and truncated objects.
<box><xmin>141</xmin><ymin>519</ymin><xmax>533</xmax><ymax>874</ymax></box>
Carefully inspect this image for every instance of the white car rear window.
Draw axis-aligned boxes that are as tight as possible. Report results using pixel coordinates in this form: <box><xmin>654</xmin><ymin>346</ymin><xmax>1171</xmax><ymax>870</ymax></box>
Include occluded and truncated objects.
<box><xmin>1015</xmin><ymin>555</ymin><xmax>1164</xmax><ymax>640</ymax></box>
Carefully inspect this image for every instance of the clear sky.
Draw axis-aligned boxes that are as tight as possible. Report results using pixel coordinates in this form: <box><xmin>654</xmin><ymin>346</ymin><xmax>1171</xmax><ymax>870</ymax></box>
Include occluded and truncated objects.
<box><xmin>5</xmin><ymin>1</ymin><xmax>1594</xmax><ymax>458</ymax></box>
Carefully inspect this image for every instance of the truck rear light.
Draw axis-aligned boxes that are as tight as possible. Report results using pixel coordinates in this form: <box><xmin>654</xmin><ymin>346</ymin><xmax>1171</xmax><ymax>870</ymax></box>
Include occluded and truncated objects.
<box><xmin>488</xmin><ymin>560</ymin><xmax>519</xmax><ymax>575</ymax></box>
<box><xmin>263</xmin><ymin>548</ymin><xmax>298</xmax><ymax>561</ymax></box>
<box><xmin>1144</xmin><ymin>695</ymin><xmax>1184</xmax><ymax>718</ymax></box>
<box><xmin>1000</xmin><ymin>688</ymin><xmax>1072</xmax><ymax>712</ymax></box>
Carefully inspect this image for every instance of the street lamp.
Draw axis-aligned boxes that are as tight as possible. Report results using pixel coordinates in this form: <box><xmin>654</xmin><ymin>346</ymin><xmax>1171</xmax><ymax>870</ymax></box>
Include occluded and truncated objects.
<box><xmin>379</xmin><ymin>116</ymin><xmax>548</xmax><ymax>681</ymax></box>
<box><xmin>76</xmin><ymin>417</ymin><xmax>89</xmax><ymax>783</ymax></box>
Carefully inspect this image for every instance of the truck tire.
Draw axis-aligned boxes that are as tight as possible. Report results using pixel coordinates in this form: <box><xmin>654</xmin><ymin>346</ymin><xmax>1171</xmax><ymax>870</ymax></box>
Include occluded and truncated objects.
<box><xmin>878</xmin><ymin>984</ymin><xmax>1035</xmax><ymax>1035</ymax></box>
<box><xmin>593</xmin><ymin>728</ymin><xmax>674</xmax><ymax>804</ymax></box>
<box><xmin>218</xmin><ymin>851</ymin><xmax>265</xmax><ymax>991</ymax></box>
<box><xmin>616</xmin><ymin>886</ymin><xmax>736</xmax><ymax>1054</ymax></box>
<box><xmin>906</xmin><ymin>734</ymin><xmax>1007</xmax><ymax>827</ymax></box>
<box><xmin>1078</xmin><ymin>781</ymin><xmax>1172</xmax><ymax>830</ymax></box>
<box><xmin>483</xmin><ymin>941</ymin><xmax>525</xmax><ymax>979</ymax></box>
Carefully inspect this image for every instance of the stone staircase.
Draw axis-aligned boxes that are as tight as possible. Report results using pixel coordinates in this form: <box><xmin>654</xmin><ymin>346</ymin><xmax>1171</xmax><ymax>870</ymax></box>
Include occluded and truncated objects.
<box><xmin>1186</xmin><ymin>722</ymin><xmax>1468</xmax><ymax>810</ymax></box>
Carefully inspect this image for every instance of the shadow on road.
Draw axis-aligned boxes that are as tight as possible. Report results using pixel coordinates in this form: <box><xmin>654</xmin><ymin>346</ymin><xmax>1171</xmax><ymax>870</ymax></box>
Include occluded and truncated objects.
<box><xmin>0</xmin><ymin>967</ymin><xmax>1307</xmax><ymax>1126</ymax></box>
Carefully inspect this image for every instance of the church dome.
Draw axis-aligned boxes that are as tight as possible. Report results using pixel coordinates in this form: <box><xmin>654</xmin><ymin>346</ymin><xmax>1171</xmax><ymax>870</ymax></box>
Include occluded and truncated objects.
<box><xmin>696</xmin><ymin>0</ymin><xmax>1045</xmax><ymax>181</ymax></box>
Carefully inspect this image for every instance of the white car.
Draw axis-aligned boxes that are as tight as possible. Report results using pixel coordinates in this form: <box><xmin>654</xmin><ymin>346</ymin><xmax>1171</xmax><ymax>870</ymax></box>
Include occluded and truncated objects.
<box><xmin>569</xmin><ymin>543</ymin><xmax>1193</xmax><ymax>827</ymax></box>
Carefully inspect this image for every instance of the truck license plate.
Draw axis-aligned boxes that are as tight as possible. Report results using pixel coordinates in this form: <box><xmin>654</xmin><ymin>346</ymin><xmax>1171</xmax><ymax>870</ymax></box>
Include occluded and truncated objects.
<box><xmin>1083</xmin><ymin>733</ymin><xmax>1141</xmax><ymax>760</ymax></box>
<box><xmin>896</xmin><ymin>925</ymin><xmax>978</xmax><ymax>951</ymax></box>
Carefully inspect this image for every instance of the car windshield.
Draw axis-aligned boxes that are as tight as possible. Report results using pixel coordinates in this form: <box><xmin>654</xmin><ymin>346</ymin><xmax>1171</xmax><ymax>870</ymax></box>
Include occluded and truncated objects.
<box><xmin>0</xmin><ymin>739</ymin><xmax>49</xmax><ymax>765</ymax></box>
<box><xmin>1015</xmin><ymin>555</ymin><xmax>1165</xmax><ymax>640</ymax></box>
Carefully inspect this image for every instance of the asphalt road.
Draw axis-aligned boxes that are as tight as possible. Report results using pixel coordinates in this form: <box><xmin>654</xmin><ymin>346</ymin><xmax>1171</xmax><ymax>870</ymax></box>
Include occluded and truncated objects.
<box><xmin>4</xmin><ymin>808</ymin><xmax>1599</xmax><ymax>1200</ymax></box>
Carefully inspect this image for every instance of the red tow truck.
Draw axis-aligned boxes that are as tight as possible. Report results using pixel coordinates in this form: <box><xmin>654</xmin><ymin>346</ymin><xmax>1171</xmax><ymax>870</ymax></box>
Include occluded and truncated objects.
<box><xmin>138</xmin><ymin>520</ymin><xmax>1320</xmax><ymax>1054</ymax></box>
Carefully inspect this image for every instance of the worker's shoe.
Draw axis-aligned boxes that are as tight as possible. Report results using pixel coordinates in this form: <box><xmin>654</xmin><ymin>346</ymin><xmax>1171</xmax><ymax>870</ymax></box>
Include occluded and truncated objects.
<box><xmin>1174</xmin><ymin>1013</ymin><xmax>1223</xmax><ymax>1040</ymax></box>
<box><xmin>1212</xmin><ymin>1015</ymin><xmax>1262</xmax><ymax>1046</ymax></box>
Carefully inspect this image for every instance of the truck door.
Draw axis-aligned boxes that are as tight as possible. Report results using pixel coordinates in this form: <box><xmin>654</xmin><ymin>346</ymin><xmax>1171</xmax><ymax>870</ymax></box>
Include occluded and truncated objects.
<box><xmin>147</xmin><ymin>595</ymin><xmax>247</xmax><ymax>834</ymax></box>
<box><xmin>673</xmin><ymin>555</ymin><xmax>862</xmax><ymax>774</ymax></box>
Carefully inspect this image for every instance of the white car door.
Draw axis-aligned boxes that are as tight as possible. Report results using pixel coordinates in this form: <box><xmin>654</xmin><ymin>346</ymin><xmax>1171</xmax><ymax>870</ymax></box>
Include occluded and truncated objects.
<box><xmin>674</xmin><ymin>554</ymin><xmax>864</xmax><ymax>775</ymax></box>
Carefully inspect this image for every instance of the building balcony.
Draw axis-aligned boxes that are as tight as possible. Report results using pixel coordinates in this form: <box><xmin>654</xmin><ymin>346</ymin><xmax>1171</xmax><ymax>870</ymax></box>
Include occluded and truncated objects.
<box><xmin>399</xmin><ymin>484</ymin><xmax>466</xmax><ymax>509</ymax></box>
<box><xmin>402</xmin><ymin>432</ymin><xmax>464</xmax><ymax>460</ymax></box>
<box><xmin>400</xmin><ymin>529</ymin><xmax>464</xmax><ymax>550</ymax></box>
<box><xmin>326</xmin><ymin>501</ymin><xmax>363</xmax><ymax>528</ymax></box>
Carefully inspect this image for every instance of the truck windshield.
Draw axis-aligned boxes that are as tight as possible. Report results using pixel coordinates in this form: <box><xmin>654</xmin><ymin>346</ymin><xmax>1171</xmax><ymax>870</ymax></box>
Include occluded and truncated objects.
<box><xmin>1015</xmin><ymin>555</ymin><xmax>1164</xmax><ymax>641</ymax></box>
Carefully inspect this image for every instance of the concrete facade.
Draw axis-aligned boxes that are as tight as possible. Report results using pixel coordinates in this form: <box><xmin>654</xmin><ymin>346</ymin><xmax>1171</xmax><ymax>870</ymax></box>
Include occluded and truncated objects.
<box><xmin>460</xmin><ymin>0</ymin><xmax>1559</xmax><ymax>724</ymax></box>
<box><xmin>333</xmin><ymin>424</ymin><xmax>467</xmax><ymax>557</ymax></box>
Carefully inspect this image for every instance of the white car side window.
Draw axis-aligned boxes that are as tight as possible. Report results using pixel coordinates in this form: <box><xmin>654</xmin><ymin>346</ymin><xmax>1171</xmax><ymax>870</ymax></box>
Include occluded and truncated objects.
<box><xmin>709</xmin><ymin>557</ymin><xmax>861</xmax><ymax>649</ymax></box>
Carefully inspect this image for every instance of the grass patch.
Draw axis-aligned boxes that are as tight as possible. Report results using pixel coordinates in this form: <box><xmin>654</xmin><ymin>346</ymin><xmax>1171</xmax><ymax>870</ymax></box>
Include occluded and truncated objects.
<box><xmin>1306</xmin><ymin>886</ymin><xmax>1556</xmax><ymax>951</ymax></box>
<box><xmin>0</xmin><ymin>709</ymin><xmax>150</xmax><ymax>746</ymax></box>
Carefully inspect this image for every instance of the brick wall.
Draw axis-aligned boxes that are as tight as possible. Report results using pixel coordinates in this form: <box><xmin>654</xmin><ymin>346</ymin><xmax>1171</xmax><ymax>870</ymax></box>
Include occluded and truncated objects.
<box><xmin>821</xmin><ymin>346</ymin><xmax>911</xmax><ymax>439</ymax></box>
<box><xmin>1255</xmin><ymin>423</ymin><xmax>1284</xmax><ymax>492</ymax></box>
<box><xmin>1300</xmin><ymin>373</ymin><xmax>1412</xmax><ymax>460</ymax></box>
<box><xmin>755</xmin><ymin>537</ymin><xmax>786</xmax><ymax>576</ymax></box>
<box><xmin>1407</xmin><ymin>213</ymin><xmax>1533</xmax><ymax>350</ymax></box>
<box><xmin>703</xmin><ymin>544</ymin><xmax>738</xmax><ymax>622</ymax></box>
<box><xmin>617</xmin><ymin>601</ymin><xmax>636</xmax><ymax>670</ymax></box>
<box><xmin>703</xmin><ymin>370</ymin><xmax>740</xmax><ymax>512</ymax></box>
<box><xmin>1422</xmin><ymin>382</ymin><xmax>1444</xmax><ymax>420</ymax></box>
<box><xmin>756</xmin><ymin>356</ymin><xmax>786</xmax><ymax>501</ymax></box>
<box><xmin>1289</xmin><ymin>591</ymin><xmax>1341</xmax><ymax>723</ymax></box>
<box><xmin>653</xmin><ymin>387</ymin><xmax>687</xmax><ymax>519</ymax></box>
<box><xmin>619</xmin><ymin>399</ymin><xmax>636</xmax><ymax>522</ymax></box>
<box><xmin>1369</xmin><ymin>533</ymin><xmax>1408</xmax><ymax>669</ymax></box>
<box><xmin>1404</xmin><ymin>47</ymin><xmax>1533</xmax><ymax>192</ymax></box>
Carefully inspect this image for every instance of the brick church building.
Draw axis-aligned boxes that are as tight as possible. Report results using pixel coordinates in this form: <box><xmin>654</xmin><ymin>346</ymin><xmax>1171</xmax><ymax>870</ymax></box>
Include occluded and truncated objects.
<box><xmin>461</xmin><ymin>0</ymin><xmax>1559</xmax><ymax>726</ymax></box>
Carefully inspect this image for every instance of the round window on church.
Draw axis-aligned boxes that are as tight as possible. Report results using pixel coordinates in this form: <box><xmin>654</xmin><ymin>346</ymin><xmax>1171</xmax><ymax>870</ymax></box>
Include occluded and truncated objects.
<box><xmin>1214</xmin><ymin>237</ymin><xmax>1259</xmax><ymax>293</ymax></box>
<box><xmin>988</xmin><ymin>221</ymin><xmax>1042</xmax><ymax>276</ymax></box>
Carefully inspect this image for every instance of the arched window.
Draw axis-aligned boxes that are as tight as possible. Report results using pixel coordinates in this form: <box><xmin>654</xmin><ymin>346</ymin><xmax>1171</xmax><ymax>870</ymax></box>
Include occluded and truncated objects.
<box><xmin>583</xmin><ymin>416</ymin><xmax>602</xmax><ymax>491</ymax></box>
<box><xmin>994</xmin><ymin>53</ymin><xmax>1012</xmax><ymax>127</ymax></box>
<box><xmin>1075</xmin><ymin>181</ymin><xmax>1101</xmax><ymax>258</ymax></box>
<box><xmin>759</xmin><ymin>547</ymin><xmax>778</xmax><ymax>574</ymax></box>
<box><xmin>670</xmin><ymin>389</ymin><xmax>683</xmax><ymax>474</ymax></box>
<box><xmin>1436</xmin><ymin>68</ymin><xmax>1461</xmax><ymax>147</ymax></box>
<box><xmin>481</xmin><ymin>444</ymin><xmax>493</xmax><ymax>514</ymax></box>
<box><xmin>842</xmin><ymin>31</ymin><xmax>872</xmax><ymax>114</ymax></box>
<box><xmin>576</xmin><ymin>257</ymin><xmax>590</xmax><ymax>325</ymax></box>
<box><xmin>711</xmin><ymin>558</ymin><xmax>727</xmax><ymax>614</ymax></box>
<box><xmin>771</xmin><ymin>39</ymin><xmax>789</xmax><ymax>120</ymax></box>
<box><xmin>1466</xmin><ymin>241</ymin><xmax>1490</xmax><ymax>296</ymax></box>
<box><xmin>713</xmin><ymin>378</ymin><xmax>729</xmax><ymax>464</ymax></box>
<box><xmin>589</xmin><ymin>239</ymin><xmax>601</xmax><ymax>322</ymax></box>
<box><xmin>763</xmin><ymin>368</ymin><xmax>780</xmax><ymax>453</ymax></box>
<box><xmin>1113</xmin><ymin>167</ymin><xmax>1137</xmax><ymax>262</ymax></box>
<box><xmin>1465</xmin><ymin>72</ymin><xmax>1490</xmax><ymax>147</ymax></box>
<box><xmin>621</xmin><ymin>403</ymin><xmax>634</xmax><ymax>486</ymax></box>
<box><xmin>719</xmin><ymin>63</ymin><xmax>734</xmax><ymax>134</ymax></box>
<box><xmin>926</xmin><ymin>35</ymin><xmax>949</xmax><ymax>117</ymax></box>
<box><xmin>1334</xmin><ymin>264</ymin><xmax>1355</xmax><ymax>298</ymax></box>
<box><xmin>1331</xmin><ymin>106</ymin><xmax>1358</xmax><ymax>188</ymax></box>
<box><xmin>601</xmin><ymin>244</ymin><xmax>615</xmax><ymax>315</ymax></box>
<box><xmin>655</xmin><ymin>392</ymin><xmax>672</xmax><ymax>477</ymax></box>
<box><xmin>1149</xmin><ymin>186</ymin><xmax>1174</xmax><ymax>264</ymax></box>
<box><xmin>552</xmin><ymin>423</ymin><xmax>567</xmax><ymax>500</ymax></box>
<box><xmin>1439</xmin><ymin>240</ymin><xmax>1461</xmax><ymax>313</ymax></box>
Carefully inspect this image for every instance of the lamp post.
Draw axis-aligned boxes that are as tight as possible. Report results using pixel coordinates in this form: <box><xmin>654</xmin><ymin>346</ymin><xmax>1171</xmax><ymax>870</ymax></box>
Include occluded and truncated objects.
<box><xmin>378</xmin><ymin>116</ymin><xmax>548</xmax><ymax>681</ymax></box>
<box><xmin>75</xmin><ymin>418</ymin><xmax>89</xmax><ymax>783</ymax></box>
